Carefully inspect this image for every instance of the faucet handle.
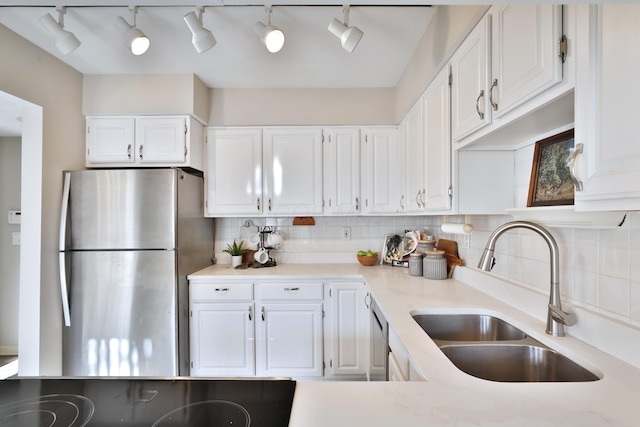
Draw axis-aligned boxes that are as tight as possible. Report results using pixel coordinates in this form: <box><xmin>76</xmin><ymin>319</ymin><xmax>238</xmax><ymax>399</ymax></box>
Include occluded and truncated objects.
<box><xmin>548</xmin><ymin>304</ymin><xmax>576</xmax><ymax>326</ymax></box>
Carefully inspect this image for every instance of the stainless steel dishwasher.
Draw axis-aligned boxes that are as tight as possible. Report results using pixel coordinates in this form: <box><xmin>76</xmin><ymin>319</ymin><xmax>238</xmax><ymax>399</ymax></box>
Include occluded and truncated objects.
<box><xmin>370</xmin><ymin>297</ymin><xmax>389</xmax><ymax>381</ymax></box>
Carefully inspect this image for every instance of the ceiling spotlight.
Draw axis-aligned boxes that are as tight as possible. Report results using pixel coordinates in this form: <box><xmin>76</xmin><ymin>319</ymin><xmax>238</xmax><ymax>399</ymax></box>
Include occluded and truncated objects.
<box><xmin>328</xmin><ymin>5</ymin><xmax>363</xmax><ymax>53</ymax></box>
<box><xmin>184</xmin><ymin>8</ymin><xmax>216</xmax><ymax>53</ymax></box>
<box><xmin>39</xmin><ymin>7</ymin><xmax>81</xmax><ymax>55</ymax></box>
<box><xmin>254</xmin><ymin>6</ymin><xmax>284</xmax><ymax>53</ymax></box>
<box><xmin>114</xmin><ymin>6</ymin><xmax>149</xmax><ymax>55</ymax></box>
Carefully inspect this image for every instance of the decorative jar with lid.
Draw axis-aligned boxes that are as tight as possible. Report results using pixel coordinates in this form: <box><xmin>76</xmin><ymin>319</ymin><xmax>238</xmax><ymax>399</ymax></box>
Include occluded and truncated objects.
<box><xmin>423</xmin><ymin>249</ymin><xmax>447</xmax><ymax>280</ymax></box>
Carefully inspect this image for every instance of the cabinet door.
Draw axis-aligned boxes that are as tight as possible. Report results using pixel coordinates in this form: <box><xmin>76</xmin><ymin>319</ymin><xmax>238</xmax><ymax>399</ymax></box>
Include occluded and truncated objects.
<box><xmin>86</xmin><ymin>117</ymin><xmax>135</xmax><ymax>165</ymax></box>
<box><xmin>451</xmin><ymin>15</ymin><xmax>491</xmax><ymax>141</ymax></box>
<box><xmin>324</xmin><ymin>128</ymin><xmax>361</xmax><ymax>214</ymax></box>
<box><xmin>136</xmin><ymin>117</ymin><xmax>187</xmax><ymax>164</ymax></box>
<box><xmin>256</xmin><ymin>303</ymin><xmax>323</xmax><ymax>377</ymax></box>
<box><xmin>326</xmin><ymin>282</ymin><xmax>366</xmax><ymax>377</ymax></box>
<box><xmin>362</xmin><ymin>128</ymin><xmax>401</xmax><ymax>214</ymax></box>
<box><xmin>575</xmin><ymin>4</ymin><xmax>640</xmax><ymax>211</ymax></box>
<box><xmin>206</xmin><ymin>128</ymin><xmax>263</xmax><ymax>216</ymax></box>
<box><xmin>491</xmin><ymin>5</ymin><xmax>563</xmax><ymax>119</ymax></box>
<box><xmin>403</xmin><ymin>101</ymin><xmax>425</xmax><ymax>213</ymax></box>
<box><xmin>190</xmin><ymin>303</ymin><xmax>255</xmax><ymax>377</ymax></box>
<box><xmin>423</xmin><ymin>67</ymin><xmax>452</xmax><ymax>211</ymax></box>
<box><xmin>263</xmin><ymin>128</ymin><xmax>324</xmax><ymax>215</ymax></box>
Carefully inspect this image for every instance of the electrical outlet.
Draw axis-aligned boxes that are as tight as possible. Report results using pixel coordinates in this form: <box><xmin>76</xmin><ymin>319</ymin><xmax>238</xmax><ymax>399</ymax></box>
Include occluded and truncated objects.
<box><xmin>341</xmin><ymin>227</ymin><xmax>351</xmax><ymax>241</ymax></box>
<box><xmin>11</xmin><ymin>232</ymin><xmax>20</xmax><ymax>246</ymax></box>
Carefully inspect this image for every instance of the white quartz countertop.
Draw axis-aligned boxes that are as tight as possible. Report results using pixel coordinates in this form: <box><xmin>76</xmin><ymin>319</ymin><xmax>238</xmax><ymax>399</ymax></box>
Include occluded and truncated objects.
<box><xmin>189</xmin><ymin>263</ymin><xmax>640</xmax><ymax>426</ymax></box>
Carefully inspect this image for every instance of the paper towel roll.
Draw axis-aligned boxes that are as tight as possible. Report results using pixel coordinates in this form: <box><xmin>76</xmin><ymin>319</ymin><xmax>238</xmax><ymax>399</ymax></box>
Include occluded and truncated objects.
<box><xmin>441</xmin><ymin>223</ymin><xmax>473</xmax><ymax>235</ymax></box>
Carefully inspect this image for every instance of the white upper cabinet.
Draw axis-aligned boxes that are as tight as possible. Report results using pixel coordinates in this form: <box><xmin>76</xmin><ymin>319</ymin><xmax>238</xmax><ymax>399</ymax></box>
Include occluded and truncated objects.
<box><xmin>206</xmin><ymin>127</ymin><xmax>263</xmax><ymax>216</ymax></box>
<box><xmin>490</xmin><ymin>5</ymin><xmax>563</xmax><ymax>120</ymax></box>
<box><xmin>423</xmin><ymin>66</ymin><xmax>452</xmax><ymax>212</ymax></box>
<box><xmin>205</xmin><ymin>127</ymin><xmax>323</xmax><ymax>216</ymax></box>
<box><xmin>451</xmin><ymin>5</ymin><xmax>564</xmax><ymax>146</ymax></box>
<box><xmin>361</xmin><ymin>127</ymin><xmax>402</xmax><ymax>214</ymax></box>
<box><xmin>402</xmin><ymin>100</ymin><xmax>426</xmax><ymax>213</ymax></box>
<box><xmin>86</xmin><ymin>116</ymin><xmax>204</xmax><ymax>170</ymax></box>
<box><xmin>451</xmin><ymin>15</ymin><xmax>491</xmax><ymax>142</ymax></box>
<box><xmin>323</xmin><ymin>127</ymin><xmax>361</xmax><ymax>215</ymax></box>
<box><xmin>574</xmin><ymin>4</ymin><xmax>640</xmax><ymax>211</ymax></box>
<box><xmin>263</xmin><ymin>127</ymin><xmax>324</xmax><ymax>216</ymax></box>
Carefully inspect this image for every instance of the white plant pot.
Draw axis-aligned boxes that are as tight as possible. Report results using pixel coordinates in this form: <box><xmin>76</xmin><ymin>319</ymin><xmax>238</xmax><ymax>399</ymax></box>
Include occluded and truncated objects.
<box><xmin>231</xmin><ymin>255</ymin><xmax>243</xmax><ymax>268</ymax></box>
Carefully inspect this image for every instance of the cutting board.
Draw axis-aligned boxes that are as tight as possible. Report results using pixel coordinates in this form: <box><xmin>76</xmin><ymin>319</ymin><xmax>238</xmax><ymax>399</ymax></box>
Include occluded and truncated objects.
<box><xmin>436</xmin><ymin>239</ymin><xmax>464</xmax><ymax>278</ymax></box>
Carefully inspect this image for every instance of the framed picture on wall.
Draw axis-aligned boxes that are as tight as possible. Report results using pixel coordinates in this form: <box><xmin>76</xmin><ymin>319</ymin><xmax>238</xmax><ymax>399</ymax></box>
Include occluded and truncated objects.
<box><xmin>527</xmin><ymin>129</ymin><xmax>576</xmax><ymax>207</ymax></box>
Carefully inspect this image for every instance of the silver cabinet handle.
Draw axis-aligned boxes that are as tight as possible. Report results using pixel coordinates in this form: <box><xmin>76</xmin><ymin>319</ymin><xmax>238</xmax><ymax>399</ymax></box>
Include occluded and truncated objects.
<box><xmin>139</xmin><ymin>144</ymin><xmax>143</xmax><ymax>159</ymax></box>
<box><xmin>475</xmin><ymin>89</ymin><xmax>485</xmax><ymax>119</ymax></box>
<box><xmin>268</xmin><ymin>198</ymin><xmax>272</xmax><ymax>211</ymax></box>
<box><xmin>364</xmin><ymin>292</ymin><xmax>371</xmax><ymax>309</ymax></box>
<box><xmin>257</xmin><ymin>197</ymin><xmax>261</xmax><ymax>212</ymax></box>
<box><xmin>489</xmin><ymin>79</ymin><xmax>498</xmax><ymax>111</ymax></box>
<box><xmin>248</xmin><ymin>306</ymin><xmax>253</xmax><ymax>321</ymax></box>
<box><xmin>284</xmin><ymin>287</ymin><xmax>300</xmax><ymax>291</ymax></box>
<box><xmin>416</xmin><ymin>190</ymin><xmax>421</xmax><ymax>208</ymax></box>
<box><xmin>127</xmin><ymin>144</ymin><xmax>132</xmax><ymax>159</ymax></box>
<box><xmin>215</xmin><ymin>287</ymin><xmax>229</xmax><ymax>292</ymax></box>
<box><xmin>400</xmin><ymin>195</ymin><xmax>405</xmax><ymax>210</ymax></box>
<box><xmin>355</xmin><ymin>197</ymin><xmax>359</xmax><ymax>211</ymax></box>
<box><xmin>569</xmin><ymin>143</ymin><xmax>584</xmax><ymax>192</ymax></box>
<box><xmin>261</xmin><ymin>306</ymin><xmax>265</xmax><ymax>321</ymax></box>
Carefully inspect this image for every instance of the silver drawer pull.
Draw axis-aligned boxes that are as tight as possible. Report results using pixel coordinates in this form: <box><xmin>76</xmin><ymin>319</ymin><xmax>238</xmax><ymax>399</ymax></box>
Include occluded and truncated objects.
<box><xmin>214</xmin><ymin>287</ymin><xmax>229</xmax><ymax>292</ymax></box>
<box><xmin>284</xmin><ymin>287</ymin><xmax>300</xmax><ymax>291</ymax></box>
<box><xmin>569</xmin><ymin>143</ymin><xmax>584</xmax><ymax>192</ymax></box>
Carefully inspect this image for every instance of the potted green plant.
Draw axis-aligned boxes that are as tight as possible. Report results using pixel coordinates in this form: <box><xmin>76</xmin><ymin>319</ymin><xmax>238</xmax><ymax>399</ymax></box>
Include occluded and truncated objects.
<box><xmin>223</xmin><ymin>240</ymin><xmax>249</xmax><ymax>268</ymax></box>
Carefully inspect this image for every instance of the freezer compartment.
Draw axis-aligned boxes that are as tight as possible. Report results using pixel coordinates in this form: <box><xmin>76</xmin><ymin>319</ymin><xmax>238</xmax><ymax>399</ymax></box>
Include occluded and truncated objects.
<box><xmin>62</xmin><ymin>250</ymin><xmax>178</xmax><ymax>376</ymax></box>
<box><xmin>66</xmin><ymin>169</ymin><xmax>178</xmax><ymax>250</ymax></box>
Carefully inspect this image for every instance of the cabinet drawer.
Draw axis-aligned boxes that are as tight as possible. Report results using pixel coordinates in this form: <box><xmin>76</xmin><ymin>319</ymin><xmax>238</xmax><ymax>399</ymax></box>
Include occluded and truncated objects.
<box><xmin>190</xmin><ymin>283</ymin><xmax>253</xmax><ymax>301</ymax></box>
<box><xmin>259</xmin><ymin>282</ymin><xmax>323</xmax><ymax>301</ymax></box>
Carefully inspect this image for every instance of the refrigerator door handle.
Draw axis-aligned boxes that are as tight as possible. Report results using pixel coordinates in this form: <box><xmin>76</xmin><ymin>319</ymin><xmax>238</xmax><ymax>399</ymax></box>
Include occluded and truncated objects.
<box><xmin>59</xmin><ymin>253</ymin><xmax>71</xmax><ymax>327</ymax></box>
<box><xmin>59</xmin><ymin>172</ymin><xmax>71</xmax><ymax>326</ymax></box>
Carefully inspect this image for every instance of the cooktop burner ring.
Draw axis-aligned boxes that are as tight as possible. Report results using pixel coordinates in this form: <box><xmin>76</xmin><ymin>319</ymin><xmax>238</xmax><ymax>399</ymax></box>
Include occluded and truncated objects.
<box><xmin>0</xmin><ymin>394</ymin><xmax>95</xmax><ymax>427</ymax></box>
<box><xmin>152</xmin><ymin>399</ymin><xmax>251</xmax><ymax>427</ymax></box>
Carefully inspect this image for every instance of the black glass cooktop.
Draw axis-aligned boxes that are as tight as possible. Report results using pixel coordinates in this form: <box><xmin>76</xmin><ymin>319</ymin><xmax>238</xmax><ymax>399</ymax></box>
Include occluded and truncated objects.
<box><xmin>0</xmin><ymin>377</ymin><xmax>296</xmax><ymax>426</ymax></box>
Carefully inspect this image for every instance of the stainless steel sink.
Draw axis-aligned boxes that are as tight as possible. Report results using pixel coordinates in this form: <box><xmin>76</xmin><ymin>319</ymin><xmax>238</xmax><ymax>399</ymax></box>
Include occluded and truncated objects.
<box><xmin>439</xmin><ymin>344</ymin><xmax>600</xmax><ymax>382</ymax></box>
<box><xmin>412</xmin><ymin>313</ymin><xmax>527</xmax><ymax>342</ymax></box>
<box><xmin>411</xmin><ymin>312</ymin><xmax>600</xmax><ymax>382</ymax></box>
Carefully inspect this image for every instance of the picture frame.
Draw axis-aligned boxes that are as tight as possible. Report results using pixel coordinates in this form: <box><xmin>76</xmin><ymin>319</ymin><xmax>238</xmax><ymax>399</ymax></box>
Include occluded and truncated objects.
<box><xmin>527</xmin><ymin>129</ymin><xmax>576</xmax><ymax>207</ymax></box>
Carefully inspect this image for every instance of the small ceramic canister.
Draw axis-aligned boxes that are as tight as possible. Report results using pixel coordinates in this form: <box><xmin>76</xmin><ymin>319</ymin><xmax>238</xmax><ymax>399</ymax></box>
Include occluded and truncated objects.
<box><xmin>409</xmin><ymin>253</ymin><xmax>424</xmax><ymax>276</ymax></box>
<box><xmin>417</xmin><ymin>240</ymin><xmax>436</xmax><ymax>254</ymax></box>
<box><xmin>423</xmin><ymin>249</ymin><xmax>447</xmax><ymax>280</ymax></box>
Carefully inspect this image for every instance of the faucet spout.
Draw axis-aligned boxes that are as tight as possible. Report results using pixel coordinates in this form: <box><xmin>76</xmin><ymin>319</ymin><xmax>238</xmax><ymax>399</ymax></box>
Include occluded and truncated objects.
<box><xmin>477</xmin><ymin>221</ymin><xmax>574</xmax><ymax>337</ymax></box>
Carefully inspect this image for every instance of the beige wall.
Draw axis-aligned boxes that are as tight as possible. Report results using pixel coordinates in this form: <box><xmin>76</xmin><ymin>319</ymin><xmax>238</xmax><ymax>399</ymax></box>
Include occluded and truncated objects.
<box><xmin>394</xmin><ymin>5</ymin><xmax>486</xmax><ymax>122</ymax></box>
<box><xmin>83</xmin><ymin>74</ymin><xmax>210</xmax><ymax>123</ymax></box>
<box><xmin>0</xmin><ymin>137</ymin><xmax>21</xmax><ymax>353</ymax></box>
<box><xmin>208</xmin><ymin>88</ymin><xmax>396</xmax><ymax>126</ymax></box>
<box><xmin>0</xmin><ymin>23</ymin><xmax>85</xmax><ymax>374</ymax></box>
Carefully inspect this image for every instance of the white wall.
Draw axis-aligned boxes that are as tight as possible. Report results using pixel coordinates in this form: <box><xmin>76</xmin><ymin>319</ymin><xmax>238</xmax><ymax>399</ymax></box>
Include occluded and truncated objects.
<box><xmin>0</xmin><ymin>23</ymin><xmax>85</xmax><ymax>374</ymax></box>
<box><xmin>0</xmin><ymin>137</ymin><xmax>21</xmax><ymax>354</ymax></box>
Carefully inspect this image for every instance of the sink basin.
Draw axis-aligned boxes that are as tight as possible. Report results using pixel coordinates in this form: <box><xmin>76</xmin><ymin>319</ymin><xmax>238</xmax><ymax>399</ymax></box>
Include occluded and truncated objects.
<box><xmin>412</xmin><ymin>313</ymin><xmax>527</xmax><ymax>342</ymax></box>
<box><xmin>440</xmin><ymin>344</ymin><xmax>600</xmax><ymax>382</ymax></box>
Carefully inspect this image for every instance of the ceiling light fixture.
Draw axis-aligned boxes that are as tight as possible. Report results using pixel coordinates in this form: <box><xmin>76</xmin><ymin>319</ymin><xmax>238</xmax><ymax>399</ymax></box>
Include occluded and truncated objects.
<box><xmin>254</xmin><ymin>6</ymin><xmax>284</xmax><ymax>53</ymax></box>
<box><xmin>39</xmin><ymin>6</ymin><xmax>81</xmax><ymax>55</ymax></box>
<box><xmin>328</xmin><ymin>5</ymin><xmax>363</xmax><ymax>53</ymax></box>
<box><xmin>114</xmin><ymin>6</ymin><xmax>149</xmax><ymax>55</ymax></box>
<box><xmin>184</xmin><ymin>8</ymin><xmax>216</xmax><ymax>53</ymax></box>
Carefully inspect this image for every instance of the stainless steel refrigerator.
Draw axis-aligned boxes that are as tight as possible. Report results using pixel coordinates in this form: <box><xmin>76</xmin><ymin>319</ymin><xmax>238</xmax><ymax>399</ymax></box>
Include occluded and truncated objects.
<box><xmin>58</xmin><ymin>168</ymin><xmax>213</xmax><ymax>377</ymax></box>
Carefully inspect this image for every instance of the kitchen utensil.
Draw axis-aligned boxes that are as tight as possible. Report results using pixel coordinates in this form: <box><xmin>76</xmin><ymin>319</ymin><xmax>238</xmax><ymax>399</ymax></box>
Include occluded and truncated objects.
<box><xmin>436</xmin><ymin>239</ymin><xmax>464</xmax><ymax>278</ymax></box>
<box><xmin>267</xmin><ymin>232</ymin><xmax>283</xmax><ymax>246</ymax></box>
<box><xmin>254</xmin><ymin>248</ymin><xmax>269</xmax><ymax>264</ymax></box>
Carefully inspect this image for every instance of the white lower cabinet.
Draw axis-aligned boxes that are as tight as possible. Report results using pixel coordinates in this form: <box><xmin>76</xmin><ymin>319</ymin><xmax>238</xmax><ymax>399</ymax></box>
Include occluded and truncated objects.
<box><xmin>257</xmin><ymin>303</ymin><xmax>324</xmax><ymax>377</ymax></box>
<box><xmin>190</xmin><ymin>302</ymin><xmax>255</xmax><ymax>376</ymax></box>
<box><xmin>190</xmin><ymin>279</ymin><xmax>325</xmax><ymax>378</ymax></box>
<box><xmin>325</xmin><ymin>281</ymin><xmax>367</xmax><ymax>378</ymax></box>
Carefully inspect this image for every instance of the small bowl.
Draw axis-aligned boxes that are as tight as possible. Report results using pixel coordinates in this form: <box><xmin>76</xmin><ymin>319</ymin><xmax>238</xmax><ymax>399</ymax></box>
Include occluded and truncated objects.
<box><xmin>357</xmin><ymin>255</ymin><xmax>379</xmax><ymax>266</ymax></box>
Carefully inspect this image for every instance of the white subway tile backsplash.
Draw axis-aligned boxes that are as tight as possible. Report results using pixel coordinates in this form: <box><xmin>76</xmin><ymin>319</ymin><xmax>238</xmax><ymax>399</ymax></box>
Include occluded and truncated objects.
<box><xmin>213</xmin><ymin>212</ymin><xmax>640</xmax><ymax>329</ymax></box>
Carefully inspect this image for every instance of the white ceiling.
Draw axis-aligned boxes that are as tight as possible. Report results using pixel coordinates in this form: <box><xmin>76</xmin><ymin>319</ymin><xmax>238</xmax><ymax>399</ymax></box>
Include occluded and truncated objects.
<box><xmin>0</xmin><ymin>1</ymin><xmax>442</xmax><ymax>136</ymax></box>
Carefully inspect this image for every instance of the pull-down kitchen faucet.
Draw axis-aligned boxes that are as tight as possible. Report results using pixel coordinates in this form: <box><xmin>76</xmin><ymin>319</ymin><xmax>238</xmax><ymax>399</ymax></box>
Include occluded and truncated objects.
<box><xmin>477</xmin><ymin>221</ymin><xmax>576</xmax><ymax>336</ymax></box>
